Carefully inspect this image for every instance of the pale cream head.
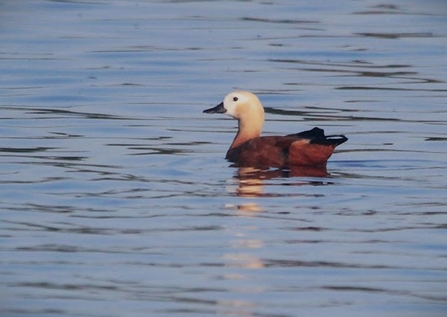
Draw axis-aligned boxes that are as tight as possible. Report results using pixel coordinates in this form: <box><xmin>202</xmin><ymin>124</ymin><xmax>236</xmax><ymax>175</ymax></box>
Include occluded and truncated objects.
<box><xmin>221</xmin><ymin>91</ymin><xmax>265</xmax><ymax>149</ymax></box>
<box><xmin>222</xmin><ymin>91</ymin><xmax>265</xmax><ymax>122</ymax></box>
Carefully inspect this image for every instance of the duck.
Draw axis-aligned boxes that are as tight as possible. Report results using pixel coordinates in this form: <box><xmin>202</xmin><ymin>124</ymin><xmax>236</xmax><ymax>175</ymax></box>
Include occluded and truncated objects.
<box><xmin>203</xmin><ymin>90</ymin><xmax>347</xmax><ymax>168</ymax></box>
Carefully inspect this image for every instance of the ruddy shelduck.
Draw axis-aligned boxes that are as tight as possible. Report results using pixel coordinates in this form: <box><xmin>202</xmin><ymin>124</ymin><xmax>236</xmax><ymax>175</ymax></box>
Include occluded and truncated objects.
<box><xmin>204</xmin><ymin>91</ymin><xmax>347</xmax><ymax>168</ymax></box>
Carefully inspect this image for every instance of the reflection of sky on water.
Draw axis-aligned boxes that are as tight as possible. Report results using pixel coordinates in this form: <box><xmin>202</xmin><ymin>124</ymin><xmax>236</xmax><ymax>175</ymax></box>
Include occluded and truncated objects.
<box><xmin>1</xmin><ymin>1</ymin><xmax>447</xmax><ymax>316</ymax></box>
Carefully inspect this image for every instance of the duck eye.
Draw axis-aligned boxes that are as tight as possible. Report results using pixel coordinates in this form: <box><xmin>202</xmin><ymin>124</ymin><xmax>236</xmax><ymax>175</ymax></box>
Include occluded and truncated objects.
<box><xmin>233</xmin><ymin>97</ymin><xmax>238</xmax><ymax>102</ymax></box>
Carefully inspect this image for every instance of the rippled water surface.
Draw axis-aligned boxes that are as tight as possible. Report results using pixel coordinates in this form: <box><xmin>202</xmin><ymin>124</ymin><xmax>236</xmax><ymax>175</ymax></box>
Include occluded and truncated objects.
<box><xmin>1</xmin><ymin>0</ymin><xmax>447</xmax><ymax>316</ymax></box>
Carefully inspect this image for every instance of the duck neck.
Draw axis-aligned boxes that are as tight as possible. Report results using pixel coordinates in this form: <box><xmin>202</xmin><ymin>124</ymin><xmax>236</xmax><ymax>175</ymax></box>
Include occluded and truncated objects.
<box><xmin>230</xmin><ymin>118</ymin><xmax>263</xmax><ymax>149</ymax></box>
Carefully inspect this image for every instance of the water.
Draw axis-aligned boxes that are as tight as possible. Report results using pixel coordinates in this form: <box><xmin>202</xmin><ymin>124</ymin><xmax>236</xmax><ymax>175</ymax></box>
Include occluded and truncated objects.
<box><xmin>1</xmin><ymin>0</ymin><xmax>447</xmax><ymax>316</ymax></box>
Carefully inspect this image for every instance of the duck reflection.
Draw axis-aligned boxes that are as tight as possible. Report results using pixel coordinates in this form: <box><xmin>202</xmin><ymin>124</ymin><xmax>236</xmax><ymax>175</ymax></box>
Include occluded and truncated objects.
<box><xmin>218</xmin><ymin>166</ymin><xmax>331</xmax><ymax>315</ymax></box>
<box><xmin>235</xmin><ymin>165</ymin><xmax>329</xmax><ymax>196</ymax></box>
<box><xmin>222</xmin><ymin>166</ymin><xmax>331</xmax><ymax>267</ymax></box>
<box><xmin>226</xmin><ymin>165</ymin><xmax>331</xmax><ymax>215</ymax></box>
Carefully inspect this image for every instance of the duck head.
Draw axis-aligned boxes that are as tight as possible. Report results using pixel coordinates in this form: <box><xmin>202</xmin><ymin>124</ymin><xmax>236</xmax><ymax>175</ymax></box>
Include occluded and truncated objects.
<box><xmin>204</xmin><ymin>91</ymin><xmax>265</xmax><ymax>149</ymax></box>
<box><xmin>204</xmin><ymin>91</ymin><xmax>264</xmax><ymax>120</ymax></box>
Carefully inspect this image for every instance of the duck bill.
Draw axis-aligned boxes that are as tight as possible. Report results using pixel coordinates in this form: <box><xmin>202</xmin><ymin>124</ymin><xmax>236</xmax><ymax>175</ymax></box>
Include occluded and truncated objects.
<box><xmin>203</xmin><ymin>102</ymin><xmax>227</xmax><ymax>114</ymax></box>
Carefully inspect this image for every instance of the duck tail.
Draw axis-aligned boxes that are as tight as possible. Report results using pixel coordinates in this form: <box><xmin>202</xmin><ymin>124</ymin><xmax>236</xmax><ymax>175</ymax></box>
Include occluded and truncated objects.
<box><xmin>290</xmin><ymin>127</ymin><xmax>348</xmax><ymax>147</ymax></box>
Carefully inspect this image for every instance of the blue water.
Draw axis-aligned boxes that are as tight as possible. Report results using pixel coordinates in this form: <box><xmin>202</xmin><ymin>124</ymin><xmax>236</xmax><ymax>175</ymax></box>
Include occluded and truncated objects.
<box><xmin>1</xmin><ymin>0</ymin><xmax>447</xmax><ymax>316</ymax></box>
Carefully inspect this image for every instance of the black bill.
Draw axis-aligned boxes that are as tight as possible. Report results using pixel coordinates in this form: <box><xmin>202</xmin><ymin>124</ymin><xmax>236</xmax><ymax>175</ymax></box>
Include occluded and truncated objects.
<box><xmin>203</xmin><ymin>102</ymin><xmax>227</xmax><ymax>114</ymax></box>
